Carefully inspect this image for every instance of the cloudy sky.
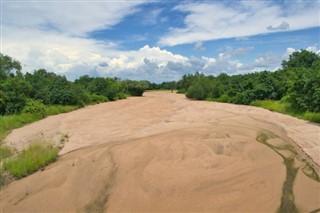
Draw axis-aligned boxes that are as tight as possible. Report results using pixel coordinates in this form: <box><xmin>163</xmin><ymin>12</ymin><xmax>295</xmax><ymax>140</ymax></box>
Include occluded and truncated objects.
<box><xmin>1</xmin><ymin>0</ymin><xmax>319</xmax><ymax>82</ymax></box>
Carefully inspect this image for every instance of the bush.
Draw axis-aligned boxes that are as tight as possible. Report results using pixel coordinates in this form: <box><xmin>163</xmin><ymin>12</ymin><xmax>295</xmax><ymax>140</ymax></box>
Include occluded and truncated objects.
<box><xmin>0</xmin><ymin>90</ymin><xmax>8</xmax><ymax>115</ymax></box>
<box><xmin>89</xmin><ymin>94</ymin><xmax>109</xmax><ymax>103</ymax></box>
<box><xmin>289</xmin><ymin>68</ymin><xmax>320</xmax><ymax>112</ymax></box>
<box><xmin>186</xmin><ymin>83</ymin><xmax>206</xmax><ymax>100</ymax></box>
<box><xmin>127</xmin><ymin>86</ymin><xmax>145</xmax><ymax>96</ymax></box>
<box><xmin>216</xmin><ymin>94</ymin><xmax>231</xmax><ymax>103</ymax></box>
<box><xmin>233</xmin><ymin>91</ymin><xmax>255</xmax><ymax>105</ymax></box>
<box><xmin>115</xmin><ymin>92</ymin><xmax>127</xmax><ymax>100</ymax></box>
<box><xmin>22</xmin><ymin>99</ymin><xmax>46</xmax><ymax>118</ymax></box>
<box><xmin>3</xmin><ymin>143</ymin><xmax>58</xmax><ymax>178</ymax></box>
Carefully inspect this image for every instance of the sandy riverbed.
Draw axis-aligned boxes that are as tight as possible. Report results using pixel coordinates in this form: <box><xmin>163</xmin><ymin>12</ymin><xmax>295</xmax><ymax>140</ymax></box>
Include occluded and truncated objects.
<box><xmin>1</xmin><ymin>92</ymin><xmax>319</xmax><ymax>212</ymax></box>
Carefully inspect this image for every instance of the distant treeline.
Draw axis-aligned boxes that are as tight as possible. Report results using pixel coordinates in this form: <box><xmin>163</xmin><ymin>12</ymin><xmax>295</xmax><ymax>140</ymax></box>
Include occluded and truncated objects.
<box><xmin>0</xmin><ymin>54</ymin><xmax>154</xmax><ymax>115</ymax></box>
<box><xmin>163</xmin><ymin>50</ymin><xmax>320</xmax><ymax>113</ymax></box>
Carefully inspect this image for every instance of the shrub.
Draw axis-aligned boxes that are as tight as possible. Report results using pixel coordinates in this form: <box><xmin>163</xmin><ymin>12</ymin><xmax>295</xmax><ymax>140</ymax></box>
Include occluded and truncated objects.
<box><xmin>115</xmin><ymin>92</ymin><xmax>127</xmax><ymax>100</ymax></box>
<box><xmin>22</xmin><ymin>99</ymin><xmax>46</xmax><ymax>118</ymax></box>
<box><xmin>127</xmin><ymin>85</ymin><xmax>145</xmax><ymax>96</ymax></box>
<box><xmin>89</xmin><ymin>94</ymin><xmax>109</xmax><ymax>103</ymax></box>
<box><xmin>289</xmin><ymin>68</ymin><xmax>320</xmax><ymax>112</ymax></box>
<box><xmin>186</xmin><ymin>83</ymin><xmax>206</xmax><ymax>100</ymax></box>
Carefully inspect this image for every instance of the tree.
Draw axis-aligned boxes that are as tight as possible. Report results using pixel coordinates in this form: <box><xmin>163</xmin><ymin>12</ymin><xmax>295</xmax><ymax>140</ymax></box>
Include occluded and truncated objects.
<box><xmin>123</xmin><ymin>80</ymin><xmax>149</xmax><ymax>96</ymax></box>
<box><xmin>186</xmin><ymin>82</ymin><xmax>206</xmax><ymax>100</ymax></box>
<box><xmin>281</xmin><ymin>50</ymin><xmax>320</xmax><ymax>70</ymax></box>
<box><xmin>1</xmin><ymin>76</ymin><xmax>32</xmax><ymax>114</ymax></box>
<box><xmin>289</xmin><ymin>67</ymin><xmax>320</xmax><ymax>112</ymax></box>
<box><xmin>0</xmin><ymin>53</ymin><xmax>22</xmax><ymax>81</ymax></box>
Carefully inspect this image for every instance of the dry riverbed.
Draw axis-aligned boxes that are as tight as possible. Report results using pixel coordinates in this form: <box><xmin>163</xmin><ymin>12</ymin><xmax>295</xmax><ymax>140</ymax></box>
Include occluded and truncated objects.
<box><xmin>1</xmin><ymin>92</ymin><xmax>319</xmax><ymax>212</ymax></box>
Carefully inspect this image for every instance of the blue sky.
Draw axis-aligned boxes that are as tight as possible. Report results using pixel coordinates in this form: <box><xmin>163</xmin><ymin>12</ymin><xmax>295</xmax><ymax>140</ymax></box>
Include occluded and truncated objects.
<box><xmin>1</xmin><ymin>0</ymin><xmax>320</xmax><ymax>82</ymax></box>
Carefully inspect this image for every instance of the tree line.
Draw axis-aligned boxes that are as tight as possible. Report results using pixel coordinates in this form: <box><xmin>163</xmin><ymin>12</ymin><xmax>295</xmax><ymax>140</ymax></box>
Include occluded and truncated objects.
<box><xmin>168</xmin><ymin>50</ymin><xmax>319</xmax><ymax>113</ymax></box>
<box><xmin>0</xmin><ymin>54</ymin><xmax>151</xmax><ymax>115</ymax></box>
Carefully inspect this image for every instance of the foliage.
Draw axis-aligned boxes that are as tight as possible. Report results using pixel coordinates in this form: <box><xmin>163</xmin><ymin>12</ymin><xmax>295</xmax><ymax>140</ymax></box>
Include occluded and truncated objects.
<box><xmin>251</xmin><ymin>100</ymin><xmax>320</xmax><ymax>123</ymax></box>
<box><xmin>124</xmin><ymin>80</ymin><xmax>149</xmax><ymax>96</ymax></box>
<box><xmin>1</xmin><ymin>76</ymin><xmax>32</xmax><ymax>115</ymax></box>
<box><xmin>86</xmin><ymin>77</ymin><xmax>124</xmax><ymax>100</ymax></box>
<box><xmin>89</xmin><ymin>94</ymin><xmax>109</xmax><ymax>103</ymax></box>
<box><xmin>281</xmin><ymin>49</ymin><xmax>320</xmax><ymax>69</ymax></box>
<box><xmin>0</xmin><ymin>53</ymin><xmax>22</xmax><ymax>81</ymax></box>
<box><xmin>0</xmin><ymin>105</ymin><xmax>77</xmax><ymax>146</ymax></box>
<box><xmin>3</xmin><ymin>143</ymin><xmax>58</xmax><ymax>178</ymax></box>
<box><xmin>289</xmin><ymin>67</ymin><xmax>320</xmax><ymax>112</ymax></box>
<box><xmin>178</xmin><ymin>50</ymin><xmax>319</xmax><ymax>116</ymax></box>
<box><xmin>22</xmin><ymin>99</ymin><xmax>46</xmax><ymax>118</ymax></box>
<box><xmin>186</xmin><ymin>82</ymin><xmax>206</xmax><ymax>100</ymax></box>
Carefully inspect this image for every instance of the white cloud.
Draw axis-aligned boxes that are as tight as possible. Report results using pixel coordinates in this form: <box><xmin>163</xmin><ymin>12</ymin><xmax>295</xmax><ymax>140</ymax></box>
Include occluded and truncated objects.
<box><xmin>2</xmin><ymin>1</ymin><xmax>319</xmax><ymax>82</ymax></box>
<box><xmin>1</xmin><ymin>1</ymin><xmax>145</xmax><ymax>78</ymax></box>
<box><xmin>2</xmin><ymin>1</ymin><xmax>143</xmax><ymax>36</ymax></box>
<box><xmin>283</xmin><ymin>47</ymin><xmax>296</xmax><ymax>59</ymax></box>
<box><xmin>306</xmin><ymin>46</ymin><xmax>320</xmax><ymax>54</ymax></box>
<box><xmin>159</xmin><ymin>1</ymin><xmax>319</xmax><ymax>46</ymax></box>
<box><xmin>282</xmin><ymin>46</ymin><xmax>320</xmax><ymax>60</ymax></box>
<box><xmin>194</xmin><ymin>41</ymin><xmax>205</xmax><ymax>51</ymax></box>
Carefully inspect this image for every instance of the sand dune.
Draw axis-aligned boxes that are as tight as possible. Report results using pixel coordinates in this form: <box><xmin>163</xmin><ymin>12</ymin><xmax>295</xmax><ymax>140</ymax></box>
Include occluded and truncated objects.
<box><xmin>1</xmin><ymin>92</ymin><xmax>320</xmax><ymax>212</ymax></box>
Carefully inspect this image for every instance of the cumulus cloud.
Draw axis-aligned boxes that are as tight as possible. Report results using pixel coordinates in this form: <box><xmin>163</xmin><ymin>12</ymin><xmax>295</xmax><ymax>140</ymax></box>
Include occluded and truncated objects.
<box><xmin>306</xmin><ymin>46</ymin><xmax>320</xmax><ymax>54</ymax></box>
<box><xmin>159</xmin><ymin>1</ymin><xmax>319</xmax><ymax>46</ymax></box>
<box><xmin>267</xmin><ymin>21</ymin><xmax>290</xmax><ymax>31</ymax></box>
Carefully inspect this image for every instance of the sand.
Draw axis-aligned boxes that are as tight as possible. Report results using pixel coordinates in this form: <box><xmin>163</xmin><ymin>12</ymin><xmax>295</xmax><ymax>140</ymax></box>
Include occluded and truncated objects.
<box><xmin>1</xmin><ymin>92</ymin><xmax>319</xmax><ymax>212</ymax></box>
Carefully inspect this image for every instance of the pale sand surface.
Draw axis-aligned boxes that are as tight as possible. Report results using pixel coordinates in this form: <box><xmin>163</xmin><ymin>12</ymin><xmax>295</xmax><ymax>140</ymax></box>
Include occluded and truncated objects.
<box><xmin>1</xmin><ymin>92</ymin><xmax>319</xmax><ymax>212</ymax></box>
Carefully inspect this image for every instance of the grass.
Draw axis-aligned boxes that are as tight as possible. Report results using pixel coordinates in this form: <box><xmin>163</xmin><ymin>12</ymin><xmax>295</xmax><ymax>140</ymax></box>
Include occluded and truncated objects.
<box><xmin>251</xmin><ymin>100</ymin><xmax>320</xmax><ymax>124</ymax></box>
<box><xmin>0</xmin><ymin>146</ymin><xmax>13</xmax><ymax>160</ymax></box>
<box><xmin>0</xmin><ymin>105</ymin><xmax>78</xmax><ymax>161</ymax></box>
<box><xmin>3</xmin><ymin>142</ymin><xmax>58</xmax><ymax>179</ymax></box>
<box><xmin>44</xmin><ymin>105</ymin><xmax>78</xmax><ymax>116</ymax></box>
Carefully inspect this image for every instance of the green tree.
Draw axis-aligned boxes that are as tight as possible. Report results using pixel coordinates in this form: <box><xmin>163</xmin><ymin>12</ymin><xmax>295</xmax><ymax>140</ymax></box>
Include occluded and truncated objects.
<box><xmin>186</xmin><ymin>82</ymin><xmax>206</xmax><ymax>100</ymax></box>
<box><xmin>0</xmin><ymin>53</ymin><xmax>22</xmax><ymax>81</ymax></box>
<box><xmin>289</xmin><ymin>67</ymin><xmax>320</xmax><ymax>112</ymax></box>
<box><xmin>1</xmin><ymin>76</ymin><xmax>32</xmax><ymax>114</ymax></box>
<box><xmin>281</xmin><ymin>50</ymin><xmax>320</xmax><ymax>69</ymax></box>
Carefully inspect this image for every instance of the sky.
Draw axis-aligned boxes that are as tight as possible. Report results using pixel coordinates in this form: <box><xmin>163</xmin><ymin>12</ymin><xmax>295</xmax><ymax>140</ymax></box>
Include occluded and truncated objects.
<box><xmin>1</xmin><ymin>0</ymin><xmax>319</xmax><ymax>83</ymax></box>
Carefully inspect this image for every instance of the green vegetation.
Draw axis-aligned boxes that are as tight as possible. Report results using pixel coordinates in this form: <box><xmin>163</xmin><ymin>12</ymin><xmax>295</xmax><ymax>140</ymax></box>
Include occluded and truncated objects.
<box><xmin>0</xmin><ymin>53</ymin><xmax>154</xmax><ymax>182</ymax></box>
<box><xmin>0</xmin><ymin>105</ymin><xmax>78</xmax><ymax>162</ymax></box>
<box><xmin>123</xmin><ymin>80</ymin><xmax>150</xmax><ymax>97</ymax></box>
<box><xmin>3</xmin><ymin>143</ymin><xmax>58</xmax><ymax>178</ymax></box>
<box><xmin>175</xmin><ymin>50</ymin><xmax>320</xmax><ymax>123</ymax></box>
<box><xmin>251</xmin><ymin>100</ymin><xmax>320</xmax><ymax>123</ymax></box>
<box><xmin>0</xmin><ymin>105</ymin><xmax>78</xmax><ymax>143</ymax></box>
<box><xmin>0</xmin><ymin>54</ymin><xmax>153</xmax><ymax>117</ymax></box>
<box><xmin>0</xmin><ymin>146</ymin><xmax>12</xmax><ymax>160</ymax></box>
